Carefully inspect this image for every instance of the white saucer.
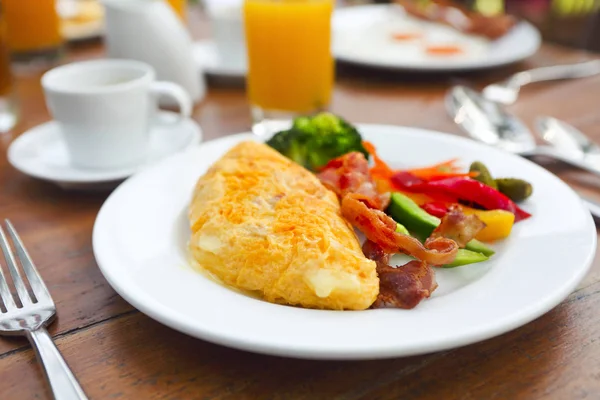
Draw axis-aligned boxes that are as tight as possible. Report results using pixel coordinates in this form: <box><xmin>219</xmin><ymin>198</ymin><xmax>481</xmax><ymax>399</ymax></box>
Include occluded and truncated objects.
<box><xmin>8</xmin><ymin>111</ymin><xmax>202</xmax><ymax>190</ymax></box>
<box><xmin>192</xmin><ymin>40</ymin><xmax>247</xmax><ymax>78</ymax></box>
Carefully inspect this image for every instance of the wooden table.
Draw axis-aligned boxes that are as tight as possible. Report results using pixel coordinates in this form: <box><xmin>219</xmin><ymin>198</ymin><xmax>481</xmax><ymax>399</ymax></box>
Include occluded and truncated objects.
<box><xmin>1</xmin><ymin>7</ymin><xmax>600</xmax><ymax>400</ymax></box>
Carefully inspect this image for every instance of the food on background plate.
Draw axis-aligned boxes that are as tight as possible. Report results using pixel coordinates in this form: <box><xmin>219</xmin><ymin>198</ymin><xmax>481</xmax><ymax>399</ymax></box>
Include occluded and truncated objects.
<box><xmin>392</xmin><ymin>32</ymin><xmax>424</xmax><ymax>41</ymax></box>
<box><xmin>58</xmin><ymin>0</ymin><xmax>104</xmax><ymax>39</ymax></box>
<box><xmin>394</xmin><ymin>0</ymin><xmax>517</xmax><ymax>40</ymax></box>
<box><xmin>188</xmin><ymin>113</ymin><xmax>534</xmax><ymax>310</ymax></box>
<box><xmin>187</xmin><ymin>141</ymin><xmax>379</xmax><ymax>311</ymax></box>
<box><xmin>425</xmin><ymin>44</ymin><xmax>464</xmax><ymax>56</ymax></box>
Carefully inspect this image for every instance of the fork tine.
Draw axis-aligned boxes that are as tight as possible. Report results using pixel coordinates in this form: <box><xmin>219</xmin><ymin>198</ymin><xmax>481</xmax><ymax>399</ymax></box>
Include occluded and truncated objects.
<box><xmin>0</xmin><ymin>223</ymin><xmax>32</xmax><ymax>306</ymax></box>
<box><xmin>4</xmin><ymin>220</ymin><xmax>52</xmax><ymax>304</ymax></box>
<box><xmin>0</xmin><ymin>262</ymin><xmax>16</xmax><ymax>311</ymax></box>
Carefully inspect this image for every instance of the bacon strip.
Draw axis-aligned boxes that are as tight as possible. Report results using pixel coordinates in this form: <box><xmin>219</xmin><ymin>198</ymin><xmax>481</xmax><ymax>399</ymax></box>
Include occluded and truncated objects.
<box><xmin>426</xmin><ymin>205</ymin><xmax>486</xmax><ymax>248</ymax></box>
<box><xmin>318</xmin><ymin>151</ymin><xmax>458</xmax><ymax>308</ymax></box>
<box><xmin>341</xmin><ymin>195</ymin><xmax>458</xmax><ymax>266</ymax></box>
<box><xmin>317</xmin><ymin>152</ymin><xmax>390</xmax><ymax>211</ymax></box>
<box><xmin>363</xmin><ymin>240</ymin><xmax>438</xmax><ymax>309</ymax></box>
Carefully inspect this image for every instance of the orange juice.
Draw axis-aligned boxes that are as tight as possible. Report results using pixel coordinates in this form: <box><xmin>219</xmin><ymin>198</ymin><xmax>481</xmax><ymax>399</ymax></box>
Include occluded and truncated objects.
<box><xmin>167</xmin><ymin>0</ymin><xmax>187</xmax><ymax>20</ymax></box>
<box><xmin>3</xmin><ymin>0</ymin><xmax>62</xmax><ymax>54</ymax></box>
<box><xmin>244</xmin><ymin>0</ymin><xmax>334</xmax><ymax>113</ymax></box>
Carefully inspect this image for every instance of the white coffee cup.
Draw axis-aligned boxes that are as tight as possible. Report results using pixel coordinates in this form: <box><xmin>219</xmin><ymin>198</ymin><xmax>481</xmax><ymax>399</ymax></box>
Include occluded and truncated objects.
<box><xmin>41</xmin><ymin>59</ymin><xmax>192</xmax><ymax>169</ymax></box>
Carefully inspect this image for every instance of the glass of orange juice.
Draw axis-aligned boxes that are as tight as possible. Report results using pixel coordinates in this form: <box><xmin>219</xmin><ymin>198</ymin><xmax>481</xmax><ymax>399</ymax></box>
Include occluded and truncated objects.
<box><xmin>244</xmin><ymin>0</ymin><xmax>334</xmax><ymax>136</ymax></box>
<box><xmin>0</xmin><ymin>5</ymin><xmax>17</xmax><ymax>132</ymax></box>
<box><xmin>2</xmin><ymin>0</ymin><xmax>63</xmax><ymax>64</ymax></box>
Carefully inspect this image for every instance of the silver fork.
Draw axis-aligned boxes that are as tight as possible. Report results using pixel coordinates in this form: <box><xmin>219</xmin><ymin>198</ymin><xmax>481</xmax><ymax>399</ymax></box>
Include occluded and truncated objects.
<box><xmin>0</xmin><ymin>220</ymin><xmax>88</xmax><ymax>399</ymax></box>
<box><xmin>482</xmin><ymin>59</ymin><xmax>600</xmax><ymax>105</ymax></box>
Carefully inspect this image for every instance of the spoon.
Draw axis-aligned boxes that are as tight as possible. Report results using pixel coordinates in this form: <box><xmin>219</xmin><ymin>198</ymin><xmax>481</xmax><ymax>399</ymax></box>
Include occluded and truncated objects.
<box><xmin>446</xmin><ymin>85</ymin><xmax>600</xmax><ymax>219</ymax></box>
<box><xmin>445</xmin><ymin>85</ymin><xmax>536</xmax><ymax>155</ymax></box>
<box><xmin>482</xmin><ymin>60</ymin><xmax>600</xmax><ymax>105</ymax></box>
<box><xmin>536</xmin><ymin>116</ymin><xmax>600</xmax><ymax>162</ymax></box>
<box><xmin>446</xmin><ymin>85</ymin><xmax>600</xmax><ymax>174</ymax></box>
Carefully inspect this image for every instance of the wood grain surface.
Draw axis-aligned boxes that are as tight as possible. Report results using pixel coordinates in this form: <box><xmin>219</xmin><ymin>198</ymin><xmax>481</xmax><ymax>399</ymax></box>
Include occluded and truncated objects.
<box><xmin>1</xmin><ymin>5</ymin><xmax>599</xmax><ymax>400</ymax></box>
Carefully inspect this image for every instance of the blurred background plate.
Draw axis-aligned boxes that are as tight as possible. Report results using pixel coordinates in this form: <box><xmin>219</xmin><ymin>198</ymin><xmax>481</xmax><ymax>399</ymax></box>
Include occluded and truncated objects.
<box><xmin>332</xmin><ymin>4</ymin><xmax>542</xmax><ymax>72</ymax></box>
<box><xmin>58</xmin><ymin>0</ymin><xmax>105</xmax><ymax>42</ymax></box>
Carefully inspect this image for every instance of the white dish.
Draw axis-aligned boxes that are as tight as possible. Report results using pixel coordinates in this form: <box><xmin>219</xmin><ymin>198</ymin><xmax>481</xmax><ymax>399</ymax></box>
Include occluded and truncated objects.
<box><xmin>8</xmin><ymin>111</ymin><xmax>202</xmax><ymax>190</ymax></box>
<box><xmin>58</xmin><ymin>0</ymin><xmax>104</xmax><ymax>42</ymax></box>
<box><xmin>332</xmin><ymin>5</ymin><xmax>542</xmax><ymax>72</ymax></box>
<box><xmin>93</xmin><ymin>125</ymin><xmax>595</xmax><ymax>360</ymax></box>
<box><xmin>61</xmin><ymin>19</ymin><xmax>104</xmax><ymax>42</ymax></box>
<box><xmin>192</xmin><ymin>40</ymin><xmax>247</xmax><ymax>78</ymax></box>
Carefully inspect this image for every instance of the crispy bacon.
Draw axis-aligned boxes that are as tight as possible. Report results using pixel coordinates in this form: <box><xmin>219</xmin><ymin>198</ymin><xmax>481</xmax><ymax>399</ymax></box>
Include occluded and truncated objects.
<box><xmin>426</xmin><ymin>205</ymin><xmax>486</xmax><ymax>248</ymax></box>
<box><xmin>363</xmin><ymin>240</ymin><xmax>438</xmax><ymax>309</ymax></box>
<box><xmin>374</xmin><ymin>261</ymin><xmax>437</xmax><ymax>309</ymax></box>
<box><xmin>395</xmin><ymin>0</ymin><xmax>517</xmax><ymax>40</ymax></box>
<box><xmin>317</xmin><ymin>152</ymin><xmax>390</xmax><ymax>210</ymax></box>
<box><xmin>318</xmin><ymin>149</ymin><xmax>463</xmax><ymax>309</ymax></box>
<box><xmin>342</xmin><ymin>195</ymin><xmax>458</xmax><ymax>266</ymax></box>
<box><xmin>362</xmin><ymin>239</ymin><xmax>391</xmax><ymax>265</ymax></box>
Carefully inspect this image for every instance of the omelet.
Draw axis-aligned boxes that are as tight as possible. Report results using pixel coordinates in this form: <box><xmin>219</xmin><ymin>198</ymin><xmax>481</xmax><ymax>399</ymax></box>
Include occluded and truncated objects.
<box><xmin>188</xmin><ymin>141</ymin><xmax>379</xmax><ymax>310</ymax></box>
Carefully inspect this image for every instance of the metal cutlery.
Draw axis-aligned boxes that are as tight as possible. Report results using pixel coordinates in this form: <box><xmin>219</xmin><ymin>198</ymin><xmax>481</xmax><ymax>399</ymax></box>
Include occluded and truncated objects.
<box><xmin>446</xmin><ymin>85</ymin><xmax>600</xmax><ymax>219</ymax></box>
<box><xmin>446</xmin><ymin>85</ymin><xmax>600</xmax><ymax>174</ymax></box>
<box><xmin>445</xmin><ymin>85</ymin><xmax>536</xmax><ymax>154</ymax></box>
<box><xmin>482</xmin><ymin>59</ymin><xmax>600</xmax><ymax>105</ymax></box>
<box><xmin>537</xmin><ymin>116</ymin><xmax>600</xmax><ymax>160</ymax></box>
<box><xmin>0</xmin><ymin>220</ymin><xmax>88</xmax><ymax>400</ymax></box>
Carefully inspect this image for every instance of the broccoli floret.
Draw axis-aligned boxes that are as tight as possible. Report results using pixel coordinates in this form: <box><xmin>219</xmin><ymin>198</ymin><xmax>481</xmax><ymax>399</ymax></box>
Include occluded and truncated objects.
<box><xmin>292</xmin><ymin>112</ymin><xmax>346</xmax><ymax>136</ymax></box>
<box><xmin>266</xmin><ymin>112</ymin><xmax>369</xmax><ymax>171</ymax></box>
<box><xmin>265</xmin><ymin>128</ymin><xmax>309</xmax><ymax>168</ymax></box>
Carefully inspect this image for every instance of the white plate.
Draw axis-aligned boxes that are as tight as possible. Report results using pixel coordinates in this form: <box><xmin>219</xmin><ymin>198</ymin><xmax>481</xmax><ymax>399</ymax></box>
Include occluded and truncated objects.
<box><xmin>192</xmin><ymin>40</ymin><xmax>247</xmax><ymax>78</ymax></box>
<box><xmin>58</xmin><ymin>0</ymin><xmax>105</xmax><ymax>42</ymax></box>
<box><xmin>8</xmin><ymin>111</ymin><xmax>202</xmax><ymax>190</ymax></box>
<box><xmin>93</xmin><ymin>125</ymin><xmax>595</xmax><ymax>360</ymax></box>
<box><xmin>333</xmin><ymin>5</ymin><xmax>542</xmax><ymax>71</ymax></box>
<box><xmin>61</xmin><ymin>19</ymin><xmax>104</xmax><ymax>42</ymax></box>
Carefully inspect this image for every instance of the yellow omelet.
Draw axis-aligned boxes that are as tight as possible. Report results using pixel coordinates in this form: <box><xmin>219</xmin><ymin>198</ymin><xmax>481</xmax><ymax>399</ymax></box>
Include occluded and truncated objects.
<box><xmin>188</xmin><ymin>141</ymin><xmax>379</xmax><ymax>310</ymax></box>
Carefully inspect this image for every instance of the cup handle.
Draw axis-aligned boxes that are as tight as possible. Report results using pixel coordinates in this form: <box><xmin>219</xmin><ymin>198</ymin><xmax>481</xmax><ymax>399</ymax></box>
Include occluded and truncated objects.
<box><xmin>150</xmin><ymin>81</ymin><xmax>193</xmax><ymax>121</ymax></box>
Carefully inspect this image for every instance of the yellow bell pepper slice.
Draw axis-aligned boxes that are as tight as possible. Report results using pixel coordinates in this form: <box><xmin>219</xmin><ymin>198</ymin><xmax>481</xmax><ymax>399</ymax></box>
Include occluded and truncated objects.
<box><xmin>461</xmin><ymin>207</ymin><xmax>515</xmax><ymax>242</ymax></box>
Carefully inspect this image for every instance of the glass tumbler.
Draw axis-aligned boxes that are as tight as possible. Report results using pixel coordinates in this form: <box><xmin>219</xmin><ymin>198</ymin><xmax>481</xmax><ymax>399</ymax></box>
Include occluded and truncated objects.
<box><xmin>3</xmin><ymin>0</ymin><xmax>64</xmax><ymax>65</ymax></box>
<box><xmin>243</xmin><ymin>0</ymin><xmax>334</xmax><ymax>136</ymax></box>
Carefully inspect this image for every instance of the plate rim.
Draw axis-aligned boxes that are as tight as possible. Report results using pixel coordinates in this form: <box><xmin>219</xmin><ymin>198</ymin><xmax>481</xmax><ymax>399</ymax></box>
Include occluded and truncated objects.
<box><xmin>92</xmin><ymin>125</ymin><xmax>596</xmax><ymax>360</ymax></box>
<box><xmin>332</xmin><ymin>4</ymin><xmax>542</xmax><ymax>72</ymax></box>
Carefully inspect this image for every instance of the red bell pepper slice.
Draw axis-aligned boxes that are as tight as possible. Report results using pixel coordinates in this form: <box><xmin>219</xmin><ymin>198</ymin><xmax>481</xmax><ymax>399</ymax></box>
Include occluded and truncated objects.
<box><xmin>413</xmin><ymin>177</ymin><xmax>531</xmax><ymax>222</ymax></box>
<box><xmin>421</xmin><ymin>202</ymin><xmax>450</xmax><ymax>218</ymax></box>
<box><xmin>391</xmin><ymin>171</ymin><xmax>425</xmax><ymax>188</ymax></box>
<box><xmin>391</xmin><ymin>172</ymin><xmax>460</xmax><ymax>203</ymax></box>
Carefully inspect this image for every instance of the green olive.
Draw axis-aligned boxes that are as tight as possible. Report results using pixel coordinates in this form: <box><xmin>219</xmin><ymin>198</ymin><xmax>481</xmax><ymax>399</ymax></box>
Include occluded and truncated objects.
<box><xmin>469</xmin><ymin>161</ymin><xmax>497</xmax><ymax>189</ymax></box>
<box><xmin>495</xmin><ymin>178</ymin><xmax>533</xmax><ymax>202</ymax></box>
